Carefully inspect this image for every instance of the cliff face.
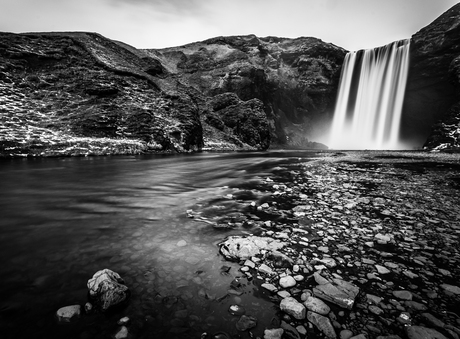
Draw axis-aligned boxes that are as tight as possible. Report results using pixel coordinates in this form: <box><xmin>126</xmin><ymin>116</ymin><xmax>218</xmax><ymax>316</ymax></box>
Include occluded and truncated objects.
<box><xmin>0</xmin><ymin>31</ymin><xmax>344</xmax><ymax>157</ymax></box>
<box><xmin>146</xmin><ymin>35</ymin><xmax>347</xmax><ymax>148</ymax></box>
<box><xmin>403</xmin><ymin>3</ymin><xmax>460</xmax><ymax>150</ymax></box>
<box><xmin>0</xmin><ymin>32</ymin><xmax>274</xmax><ymax>157</ymax></box>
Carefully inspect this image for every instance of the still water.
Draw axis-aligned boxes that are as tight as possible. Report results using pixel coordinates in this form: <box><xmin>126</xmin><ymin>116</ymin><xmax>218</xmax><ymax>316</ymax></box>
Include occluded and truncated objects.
<box><xmin>0</xmin><ymin>150</ymin><xmax>321</xmax><ymax>339</ymax></box>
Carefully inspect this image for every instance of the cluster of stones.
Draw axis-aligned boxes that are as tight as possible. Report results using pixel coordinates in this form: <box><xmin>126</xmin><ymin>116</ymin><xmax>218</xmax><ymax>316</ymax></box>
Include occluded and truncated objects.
<box><xmin>56</xmin><ymin>268</ymin><xmax>132</xmax><ymax>339</ymax></box>
<box><xmin>214</xmin><ymin>153</ymin><xmax>460</xmax><ymax>339</ymax></box>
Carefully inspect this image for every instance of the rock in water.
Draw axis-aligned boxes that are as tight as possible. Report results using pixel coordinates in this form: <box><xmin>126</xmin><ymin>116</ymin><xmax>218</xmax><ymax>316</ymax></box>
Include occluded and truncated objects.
<box><xmin>280</xmin><ymin>297</ymin><xmax>306</xmax><ymax>320</ymax></box>
<box><xmin>87</xmin><ymin>269</ymin><xmax>130</xmax><ymax>311</ymax></box>
<box><xmin>56</xmin><ymin>305</ymin><xmax>81</xmax><ymax>322</ymax></box>
<box><xmin>307</xmin><ymin>311</ymin><xmax>337</xmax><ymax>339</ymax></box>
<box><xmin>236</xmin><ymin>315</ymin><xmax>257</xmax><ymax>331</ymax></box>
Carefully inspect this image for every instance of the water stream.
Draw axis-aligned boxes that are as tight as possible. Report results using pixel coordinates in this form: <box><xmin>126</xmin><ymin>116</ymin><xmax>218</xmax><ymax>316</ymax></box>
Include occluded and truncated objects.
<box><xmin>0</xmin><ymin>151</ymin><xmax>321</xmax><ymax>339</ymax></box>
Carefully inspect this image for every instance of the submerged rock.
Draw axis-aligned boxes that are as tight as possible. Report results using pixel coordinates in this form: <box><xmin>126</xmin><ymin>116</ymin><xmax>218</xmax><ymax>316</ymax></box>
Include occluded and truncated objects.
<box><xmin>87</xmin><ymin>269</ymin><xmax>130</xmax><ymax>312</ymax></box>
<box><xmin>56</xmin><ymin>305</ymin><xmax>81</xmax><ymax>322</ymax></box>
<box><xmin>235</xmin><ymin>315</ymin><xmax>257</xmax><ymax>331</ymax></box>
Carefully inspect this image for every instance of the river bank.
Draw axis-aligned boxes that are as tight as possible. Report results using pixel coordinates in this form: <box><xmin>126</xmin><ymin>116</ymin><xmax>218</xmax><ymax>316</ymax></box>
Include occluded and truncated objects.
<box><xmin>1</xmin><ymin>150</ymin><xmax>459</xmax><ymax>339</ymax></box>
<box><xmin>196</xmin><ymin>151</ymin><xmax>460</xmax><ymax>339</ymax></box>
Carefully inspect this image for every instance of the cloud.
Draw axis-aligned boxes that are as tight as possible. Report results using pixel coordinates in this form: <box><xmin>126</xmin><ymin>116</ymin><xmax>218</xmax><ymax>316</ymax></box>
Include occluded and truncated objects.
<box><xmin>109</xmin><ymin>0</ymin><xmax>209</xmax><ymax>15</ymax></box>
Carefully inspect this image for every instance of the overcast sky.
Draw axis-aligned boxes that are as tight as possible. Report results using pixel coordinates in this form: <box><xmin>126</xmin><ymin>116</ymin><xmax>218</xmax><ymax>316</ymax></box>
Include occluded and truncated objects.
<box><xmin>1</xmin><ymin>0</ymin><xmax>459</xmax><ymax>51</ymax></box>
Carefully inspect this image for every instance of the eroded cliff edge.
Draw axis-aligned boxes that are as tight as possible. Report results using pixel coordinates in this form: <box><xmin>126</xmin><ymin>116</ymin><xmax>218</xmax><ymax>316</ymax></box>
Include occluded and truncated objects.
<box><xmin>404</xmin><ymin>2</ymin><xmax>460</xmax><ymax>150</ymax></box>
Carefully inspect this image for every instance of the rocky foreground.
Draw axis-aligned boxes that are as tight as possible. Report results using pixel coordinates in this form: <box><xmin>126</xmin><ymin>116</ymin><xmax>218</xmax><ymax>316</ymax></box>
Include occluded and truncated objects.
<box><xmin>50</xmin><ymin>151</ymin><xmax>460</xmax><ymax>339</ymax></box>
<box><xmin>208</xmin><ymin>151</ymin><xmax>460</xmax><ymax>339</ymax></box>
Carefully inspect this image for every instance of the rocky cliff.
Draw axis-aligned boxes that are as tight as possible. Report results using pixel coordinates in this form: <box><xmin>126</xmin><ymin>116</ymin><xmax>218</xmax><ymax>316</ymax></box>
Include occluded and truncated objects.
<box><xmin>147</xmin><ymin>35</ymin><xmax>346</xmax><ymax>148</ymax></box>
<box><xmin>404</xmin><ymin>3</ymin><xmax>460</xmax><ymax>150</ymax></box>
<box><xmin>0</xmin><ymin>32</ymin><xmax>344</xmax><ymax>157</ymax></box>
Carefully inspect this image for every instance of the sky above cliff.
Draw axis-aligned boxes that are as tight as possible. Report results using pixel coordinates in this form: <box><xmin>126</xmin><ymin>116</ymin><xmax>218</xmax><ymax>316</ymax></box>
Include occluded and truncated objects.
<box><xmin>1</xmin><ymin>0</ymin><xmax>459</xmax><ymax>51</ymax></box>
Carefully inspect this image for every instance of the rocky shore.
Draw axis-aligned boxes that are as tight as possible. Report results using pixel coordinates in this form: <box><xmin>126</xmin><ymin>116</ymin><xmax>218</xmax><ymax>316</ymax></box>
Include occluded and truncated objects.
<box><xmin>52</xmin><ymin>151</ymin><xmax>460</xmax><ymax>339</ymax></box>
<box><xmin>204</xmin><ymin>151</ymin><xmax>460</xmax><ymax>338</ymax></box>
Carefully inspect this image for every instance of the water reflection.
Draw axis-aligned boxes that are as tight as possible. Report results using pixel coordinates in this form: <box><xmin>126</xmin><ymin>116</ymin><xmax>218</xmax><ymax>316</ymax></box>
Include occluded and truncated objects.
<box><xmin>0</xmin><ymin>150</ymin><xmax>320</xmax><ymax>338</ymax></box>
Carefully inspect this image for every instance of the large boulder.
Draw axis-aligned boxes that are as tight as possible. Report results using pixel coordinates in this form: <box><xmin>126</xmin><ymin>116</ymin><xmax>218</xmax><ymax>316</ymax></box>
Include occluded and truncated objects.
<box><xmin>87</xmin><ymin>269</ymin><xmax>130</xmax><ymax>312</ymax></box>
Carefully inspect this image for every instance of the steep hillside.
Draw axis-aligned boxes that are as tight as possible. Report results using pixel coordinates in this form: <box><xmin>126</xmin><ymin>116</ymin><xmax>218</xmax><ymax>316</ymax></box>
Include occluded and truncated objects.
<box><xmin>0</xmin><ymin>32</ymin><xmax>269</xmax><ymax>157</ymax></box>
<box><xmin>404</xmin><ymin>3</ymin><xmax>460</xmax><ymax>150</ymax></box>
<box><xmin>146</xmin><ymin>35</ymin><xmax>347</xmax><ymax>148</ymax></box>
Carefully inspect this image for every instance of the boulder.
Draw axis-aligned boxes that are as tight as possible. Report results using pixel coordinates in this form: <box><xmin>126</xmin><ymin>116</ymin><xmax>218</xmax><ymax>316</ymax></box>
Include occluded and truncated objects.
<box><xmin>87</xmin><ymin>269</ymin><xmax>130</xmax><ymax>312</ymax></box>
<box><xmin>279</xmin><ymin>276</ymin><xmax>297</xmax><ymax>288</ymax></box>
<box><xmin>280</xmin><ymin>297</ymin><xmax>306</xmax><ymax>320</ymax></box>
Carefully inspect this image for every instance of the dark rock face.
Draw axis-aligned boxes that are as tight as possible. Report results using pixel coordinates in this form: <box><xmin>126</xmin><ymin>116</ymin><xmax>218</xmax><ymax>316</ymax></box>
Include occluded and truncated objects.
<box><xmin>403</xmin><ymin>3</ymin><xmax>460</xmax><ymax>149</ymax></box>
<box><xmin>0</xmin><ymin>32</ymin><xmax>204</xmax><ymax>156</ymax></box>
<box><xmin>147</xmin><ymin>35</ymin><xmax>346</xmax><ymax>148</ymax></box>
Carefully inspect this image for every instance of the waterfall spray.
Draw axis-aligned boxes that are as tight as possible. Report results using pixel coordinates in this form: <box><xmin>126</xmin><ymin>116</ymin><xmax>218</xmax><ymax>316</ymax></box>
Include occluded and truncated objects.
<box><xmin>329</xmin><ymin>40</ymin><xmax>410</xmax><ymax>150</ymax></box>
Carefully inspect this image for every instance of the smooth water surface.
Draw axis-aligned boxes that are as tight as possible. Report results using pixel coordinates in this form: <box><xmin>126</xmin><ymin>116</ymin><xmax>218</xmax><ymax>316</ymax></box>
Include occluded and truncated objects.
<box><xmin>0</xmin><ymin>150</ymin><xmax>321</xmax><ymax>339</ymax></box>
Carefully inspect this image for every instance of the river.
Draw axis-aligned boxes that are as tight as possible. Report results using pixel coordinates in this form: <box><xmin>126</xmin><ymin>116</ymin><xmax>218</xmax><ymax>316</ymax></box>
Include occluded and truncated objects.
<box><xmin>0</xmin><ymin>150</ymin><xmax>323</xmax><ymax>339</ymax></box>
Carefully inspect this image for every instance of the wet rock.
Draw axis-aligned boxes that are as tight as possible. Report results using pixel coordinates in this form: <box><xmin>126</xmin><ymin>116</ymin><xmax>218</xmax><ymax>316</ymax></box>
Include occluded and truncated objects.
<box><xmin>281</xmin><ymin>320</ymin><xmax>301</xmax><ymax>339</ymax></box>
<box><xmin>228</xmin><ymin>304</ymin><xmax>246</xmax><ymax>316</ymax></box>
<box><xmin>304</xmin><ymin>296</ymin><xmax>331</xmax><ymax>315</ymax></box>
<box><xmin>406</xmin><ymin>326</ymin><xmax>448</xmax><ymax>339</ymax></box>
<box><xmin>117</xmin><ymin>316</ymin><xmax>130</xmax><ymax>325</ymax></box>
<box><xmin>236</xmin><ymin>315</ymin><xmax>257</xmax><ymax>331</ymax></box>
<box><xmin>113</xmin><ymin>326</ymin><xmax>129</xmax><ymax>339</ymax></box>
<box><xmin>307</xmin><ymin>311</ymin><xmax>337</xmax><ymax>339</ymax></box>
<box><xmin>392</xmin><ymin>290</ymin><xmax>413</xmax><ymax>300</ymax></box>
<box><xmin>340</xmin><ymin>330</ymin><xmax>354</xmax><ymax>339</ymax></box>
<box><xmin>312</xmin><ymin>274</ymin><xmax>359</xmax><ymax>310</ymax></box>
<box><xmin>280</xmin><ymin>297</ymin><xmax>306</xmax><ymax>320</ymax></box>
<box><xmin>279</xmin><ymin>275</ymin><xmax>297</xmax><ymax>288</ymax></box>
<box><xmin>56</xmin><ymin>305</ymin><xmax>81</xmax><ymax>322</ymax></box>
<box><xmin>261</xmin><ymin>283</ymin><xmax>278</xmax><ymax>292</ymax></box>
<box><xmin>375</xmin><ymin>265</ymin><xmax>391</xmax><ymax>274</ymax></box>
<box><xmin>268</xmin><ymin>250</ymin><xmax>294</xmax><ymax>268</ymax></box>
<box><xmin>259</xmin><ymin>263</ymin><xmax>274</xmax><ymax>275</ymax></box>
<box><xmin>421</xmin><ymin>313</ymin><xmax>446</xmax><ymax>328</ymax></box>
<box><xmin>405</xmin><ymin>301</ymin><xmax>428</xmax><ymax>311</ymax></box>
<box><xmin>219</xmin><ymin>236</ymin><xmax>286</xmax><ymax>260</ymax></box>
<box><xmin>369</xmin><ymin>305</ymin><xmax>384</xmax><ymax>315</ymax></box>
<box><xmin>440</xmin><ymin>284</ymin><xmax>460</xmax><ymax>295</ymax></box>
<box><xmin>264</xmin><ymin>328</ymin><xmax>284</xmax><ymax>339</ymax></box>
<box><xmin>87</xmin><ymin>269</ymin><xmax>130</xmax><ymax>311</ymax></box>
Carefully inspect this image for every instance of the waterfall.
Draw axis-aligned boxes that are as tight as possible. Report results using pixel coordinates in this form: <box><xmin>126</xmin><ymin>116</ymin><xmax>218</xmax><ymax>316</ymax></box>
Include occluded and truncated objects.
<box><xmin>329</xmin><ymin>40</ymin><xmax>410</xmax><ymax>150</ymax></box>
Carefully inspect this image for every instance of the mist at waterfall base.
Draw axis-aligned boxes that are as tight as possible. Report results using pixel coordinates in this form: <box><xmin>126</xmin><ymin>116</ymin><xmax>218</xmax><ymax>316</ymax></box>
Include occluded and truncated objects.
<box><xmin>327</xmin><ymin>40</ymin><xmax>411</xmax><ymax>150</ymax></box>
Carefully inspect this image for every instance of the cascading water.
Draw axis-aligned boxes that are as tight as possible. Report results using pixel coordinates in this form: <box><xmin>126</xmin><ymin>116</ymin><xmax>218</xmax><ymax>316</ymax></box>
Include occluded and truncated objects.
<box><xmin>328</xmin><ymin>40</ymin><xmax>410</xmax><ymax>150</ymax></box>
